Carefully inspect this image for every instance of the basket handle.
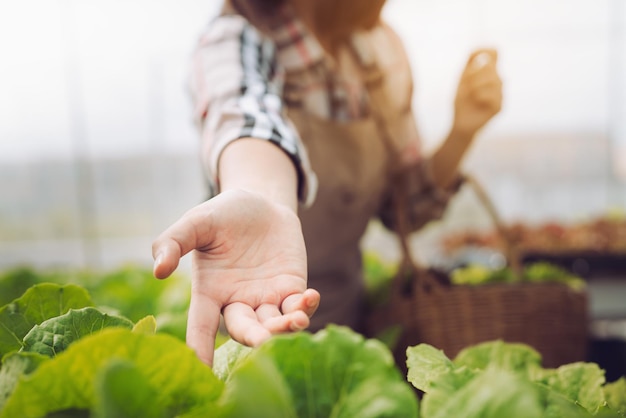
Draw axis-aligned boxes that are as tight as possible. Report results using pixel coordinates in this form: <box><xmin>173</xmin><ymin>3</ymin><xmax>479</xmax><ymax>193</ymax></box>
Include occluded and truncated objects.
<box><xmin>463</xmin><ymin>175</ymin><xmax>523</xmax><ymax>278</ymax></box>
<box><xmin>390</xmin><ymin>174</ymin><xmax>443</xmax><ymax>294</ymax></box>
<box><xmin>391</xmin><ymin>173</ymin><xmax>523</xmax><ymax>291</ymax></box>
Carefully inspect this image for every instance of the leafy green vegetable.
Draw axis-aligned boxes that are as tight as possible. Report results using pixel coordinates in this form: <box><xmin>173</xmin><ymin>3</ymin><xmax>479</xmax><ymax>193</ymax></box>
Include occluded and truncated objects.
<box><xmin>1</xmin><ymin>328</ymin><xmax>224</xmax><ymax>418</ymax></box>
<box><xmin>216</xmin><ymin>325</ymin><xmax>419</xmax><ymax>418</ymax></box>
<box><xmin>0</xmin><ymin>283</ymin><xmax>93</xmax><ymax>358</ymax></box>
<box><xmin>0</xmin><ymin>267</ymin><xmax>46</xmax><ymax>306</ymax></box>
<box><xmin>0</xmin><ymin>351</ymin><xmax>48</xmax><ymax>410</ymax></box>
<box><xmin>450</xmin><ymin>262</ymin><xmax>586</xmax><ymax>290</ymax></box>
<box><xmin>154</xmin><ymin>311</ymin><xmax>187</xmax><ymax>341</ymax></box>
<box><xmin>21</xmin><ymin>307</ymin><xmax>133</xmax><ymax>357</ymax></box>
<box><xmin>132</xmin><ymin>315</ymin><xmax>157</xmax><ymax>334</ymax></box>
<box><xmin>450</xmin><ymin>264</ymin><xmax>495</xmax><ymax>286</ymax></box>
<box><xmin>213</xmin><ymin>338</ymin><xmax>253</xmax><ymax>382</ymax></box>
<box><xmin>216</xmin><ymin>352</ymin><xmax>298</xmax><ymax>418</ymax></box>
<box><xmin>76</xmin><ymin>265</ymin><xmax>189</xmax><ymax>323</ymax></box>
<box><xmin>92</xmin><ymin>359</ymin><xmax>166</xmax><ymax>418</ymax></box>
<box><xmin>523</xmin><ymin>262</ymin><xmax>586</xmax><ymax>291</ymax></box>
<box><xmin>428</xmin><ymin>368</ymin><xmax>543</xmax><ymax>418</ymax></box>
<box><xmin>363</xmin><ymin>251</ymin><xmax>397</xmax><ymax>306</ymax></box>
<box><xmin>453</xmin><ymin>339</ymin><xmax>543</xmax><ymax>378</ymax></box>
<box><xmin>406</xmin><ymin>344</ymin><xmax>458</xmax><ymax>391</ymax></box>
<box><xmin>407</xmin><ymin>340</ymin><xmax>626</xmax><ymax>418</ymax></box>
<box><xmin>0</xmin><ymin>265</ymin><xmax>190</xmax><ymax>323</ymax></box>
<box><xmin>604</xmin><ymin>377</ymin><xmax>626</xmax><ymax>416</ymax></box>
<box><xmin>539</xmin><ymin>362</ymin><xmax>607</xmax><ymax>414</ymax></box>
<box><xmin>406</xmin><ymin>344</ymin><xmax>478</xmax><ymax>417</ymax></box>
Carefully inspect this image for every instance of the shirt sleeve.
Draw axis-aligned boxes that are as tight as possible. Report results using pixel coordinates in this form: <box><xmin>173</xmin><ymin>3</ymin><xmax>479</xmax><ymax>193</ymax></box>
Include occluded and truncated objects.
<box><xmin>189</xmin><ymin>14</ymin><xmax>316</xmax><ymax>204</ymax></box>
<box><xmin>378</xmin><ymin>159</ymin><xmax>465</xmax><ymax>234</ymax></box>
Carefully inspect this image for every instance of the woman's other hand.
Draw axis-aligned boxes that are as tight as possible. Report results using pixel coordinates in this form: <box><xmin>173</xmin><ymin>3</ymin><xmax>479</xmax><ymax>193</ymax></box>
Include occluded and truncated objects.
<box><xmin>452</xmin><ymin>48</ymin><xmax>503</xmax><ymax>137</ymax></box>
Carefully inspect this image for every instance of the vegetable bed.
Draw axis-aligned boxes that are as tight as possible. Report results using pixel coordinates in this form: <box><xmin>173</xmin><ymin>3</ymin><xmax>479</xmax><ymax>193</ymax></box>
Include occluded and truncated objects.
<box><xmin>0</xmin><ymin>266</ymin><xmax>624</xmax><ymax>417</ymax></box>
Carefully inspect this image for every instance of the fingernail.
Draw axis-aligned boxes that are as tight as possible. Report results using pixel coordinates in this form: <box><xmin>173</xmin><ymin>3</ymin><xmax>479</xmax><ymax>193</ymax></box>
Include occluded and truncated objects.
<box><xmin>153</xmin><ymin>253</ymin><xmax>164</xmax><ymax>277</ymax></box>
<box><xmin>154</xmin><ymin>253</ymin><xmax>163</xmax><ymax>267</ymax></box>
<box><xmin>472</xmin><ymin>52</ymin><xmax>490</xmax><ymax>69</ymax></box>
<box><xmin>291</xmin><ymin>322</ymin><xmax>304</xmax><ymax>332</ymax></box>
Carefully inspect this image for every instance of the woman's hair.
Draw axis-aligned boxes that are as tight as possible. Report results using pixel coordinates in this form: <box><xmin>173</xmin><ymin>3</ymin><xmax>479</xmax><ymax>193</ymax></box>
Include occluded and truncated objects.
<box><xmin>227</xmin><ymin>0</ymin><xmax>286</xmax><ymax>29</ymax></box>
<box><xmin>228</xmin><ymin>0</ymin><xmax>387</xmax><ymax>50</ymax></box>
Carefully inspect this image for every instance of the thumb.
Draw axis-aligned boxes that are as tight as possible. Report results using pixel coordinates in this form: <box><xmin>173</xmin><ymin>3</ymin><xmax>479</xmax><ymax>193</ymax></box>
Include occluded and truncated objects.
<box><xmin>466</xmin><ymin>48</ymin><xmax>498</xmax><ymax>72</ymax></box>
<box><xmin>151</xmin><ymin>203</ymin><xmax>217</xmax><ymax>279</ymax></box>
<box><xmin>152</xmin><ymin>240</ymin><xmax>182</xmax><ymax>279</ymax></box>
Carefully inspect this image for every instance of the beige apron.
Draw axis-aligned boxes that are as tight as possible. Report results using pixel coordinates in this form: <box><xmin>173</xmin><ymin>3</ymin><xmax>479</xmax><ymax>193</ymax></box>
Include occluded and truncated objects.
<box><xmin>286</xmin><ymin>25</ymin><xmax>420</xmax><ymax>333</ymax></box>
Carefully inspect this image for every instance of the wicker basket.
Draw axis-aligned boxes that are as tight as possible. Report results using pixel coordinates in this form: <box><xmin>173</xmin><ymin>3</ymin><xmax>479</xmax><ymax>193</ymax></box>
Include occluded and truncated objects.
<box><xmin>365</xmin><ymin>175</ymin><xmax>590</xmax><ymax>369</ymax></box>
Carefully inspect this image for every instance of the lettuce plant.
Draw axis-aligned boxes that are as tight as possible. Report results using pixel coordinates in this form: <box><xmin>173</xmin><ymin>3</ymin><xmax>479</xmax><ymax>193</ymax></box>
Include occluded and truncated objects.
<box><xmin>0</xmin><ymin>282</ymin><xmax>419</xmax><ymax>418</ymax></box>
<box><xmin>406</xmin><ymin>340</ymin><xmax>626</xmax><ymax>418</ymax></box>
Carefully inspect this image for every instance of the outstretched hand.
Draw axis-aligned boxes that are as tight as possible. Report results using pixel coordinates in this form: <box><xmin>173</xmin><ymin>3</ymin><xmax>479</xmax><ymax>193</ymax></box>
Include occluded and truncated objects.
<box><xmin>152</xmin><ymin>189</ymin><xmax>320</xmax><ymax>366</ymax></box>
<box><xmin>453</xmin><ymin>48</ymin><xmax>503</xmax><ymax>137</ymax></box>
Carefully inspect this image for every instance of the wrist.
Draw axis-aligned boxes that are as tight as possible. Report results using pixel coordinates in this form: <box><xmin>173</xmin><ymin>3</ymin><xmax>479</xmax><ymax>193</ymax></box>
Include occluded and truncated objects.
<box><xmin>219</xmin><ymin>138</ymin><xmax>299</xmax><ymax>212</ymax></box>
<box><xmin>447</xmin><ymin>125</ymin><xmax>476</xmax><ymax>147</ymax></box>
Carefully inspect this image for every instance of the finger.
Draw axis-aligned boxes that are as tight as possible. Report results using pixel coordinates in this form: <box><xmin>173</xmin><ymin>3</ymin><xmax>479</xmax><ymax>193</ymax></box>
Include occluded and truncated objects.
<box><xmin>262</xmin><ymin>310</ymin><xmax>310</xmax><ymax>333</ymax></box>
<box><xmin>255</xmin><ymin>303</ymin><xmax>282</xmax><ymax>323</ymax></box>
<box><xmin>152</xmin><ymin>240</ymin><xmax>181</xmax><ymax>280</ymax></box>
<box><xmin>462</xmin><ymin>49</ymin><xmax>499</xmax><ymax>83</ymax></box>
<box><xmin>464</xmin><ymin>63</ymin><xmax>500</xmax><ymax>89</ymax></box>
<box><xmin>472</xmin><ymin>90</ymin><xmax>502</xmax><ymax>108</ymax></box>
<box><xmin>151</xmin><ymin>204</ymin><xmax>215</xmax><ymax>279</ymax></box>
<box><xmin>186</xmin><ymin>290</ymin><xmax>222</xmax><ymax>366</ymax></box>
<box><xmin>281</xmin><ymin>288</ymin><xmax>321</xmax><ymax>318</ymax></box>
<box><xmin>467</xmin><ymin>48</ymin><xmax>498</xmax><ymax>69</ymax></box>
<box><xmin>467</xmin><ymin>73</ymin><xmax>502</xmax><ymax>91</ymax></box>
<box><xmin>471</xmin><ymin>85</ymin><xmax>503</xmax><ymax>109</ymax></box>
<box><xmin>223</xmin><ymin>302</ymin><xmax>272</xmax><ymax>347</ymax></box>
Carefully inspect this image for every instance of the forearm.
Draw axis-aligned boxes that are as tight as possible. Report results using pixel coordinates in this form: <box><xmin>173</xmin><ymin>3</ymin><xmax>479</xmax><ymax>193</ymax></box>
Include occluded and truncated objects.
<box><xmin>429</xmin><ymin>48</ymin><xmax>502</xmax><ymax>189</ymax></box>
<box><xmin>218</xmin><ymin>138</ymin><xmax>299</xmax><ymax>212</ymax></box>
<box><xmin>429</xmin><ymin>128</ymin><xmax>475</xmax><ymax>190</ymax></box>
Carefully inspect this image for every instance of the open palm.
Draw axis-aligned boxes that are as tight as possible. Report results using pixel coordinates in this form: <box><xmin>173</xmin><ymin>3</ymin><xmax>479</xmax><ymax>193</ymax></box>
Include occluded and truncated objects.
<box><xmin>152</xmin><ymin>189</ymin><xmax>319</xmax><ymax>366</ymax></box>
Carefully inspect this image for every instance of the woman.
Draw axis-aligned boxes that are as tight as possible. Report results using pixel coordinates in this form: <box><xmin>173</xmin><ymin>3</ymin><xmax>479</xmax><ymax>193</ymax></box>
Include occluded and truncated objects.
<box><xmin>152</xmin><ymin>0</ymin><xmax>503</xmax><ymax>366</ymax></box>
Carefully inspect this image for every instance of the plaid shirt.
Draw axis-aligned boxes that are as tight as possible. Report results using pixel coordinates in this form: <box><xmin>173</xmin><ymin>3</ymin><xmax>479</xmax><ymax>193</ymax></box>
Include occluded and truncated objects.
<box><xmin>190</xmin><ymin>6</ymin><xmax>461</xmax><ymax>231</ymax></box>
<box><xmin>190</xmin><ymin>7</ymin><xmax>377</xmax><ymax>204</ymax></box>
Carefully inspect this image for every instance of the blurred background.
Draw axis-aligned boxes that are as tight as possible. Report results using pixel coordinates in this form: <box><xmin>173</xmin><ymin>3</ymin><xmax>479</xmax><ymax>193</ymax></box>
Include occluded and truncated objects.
<box><xmin>1</xmin><ymin>0</ymin><xmax>624</xmax><ymax>270</ymax></box>
<box><xmin>1</xmin><ymin>0</ymin><xmax>625</xmax><ymax>378</ymax></box>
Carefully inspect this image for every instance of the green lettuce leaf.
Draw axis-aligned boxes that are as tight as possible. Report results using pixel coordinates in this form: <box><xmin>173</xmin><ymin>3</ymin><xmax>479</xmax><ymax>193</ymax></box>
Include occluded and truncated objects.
<box><xmin>406</xmin><ymin>344</ymin><xmax>477</xmax><ymax>417</ymax></box>
<box><xmin>539</xmin><ymin>389</ymin><xmax>599</xmax><ymax>418</ymax></box>
<box><xmin>541</xmin><ymin>362</ymin><xmax>606</xmax><ymax>413</ymax></box>
<box><xmin>523</xmin><ymin>262</ymin><xmax>586</xmax><ymax>291</ymax></box>
<box><xmin>604</xmin><ymin>377</ymin><xmax>626</xmax><ymax>416</ymax></box>
<box><xmin>406</xmin><ymin>344</ymin><xmax>544</xmax><ymax>417</ymax></box>
<box><xmin>1</xmin><ymin>328</ymin><xmax>224</xmax><ymax>418</ymax></box>
<box><xmin>80</xmin><ymin>266</ymin><xmax>189</xmax><ymax>322</ymax></box>
<box><xmin>450</xmin><ymin>265</ymin><xmax>498</xmax><ymax>285</ymax></box>
<box><xmin>0</xmin><ymin>267</ymin><xmax>44</xmax><ymax>306</ymax></box>
<box><xmin>0</xmin><ymin>283</ymin><xmax>93</xmax><ymax>357</ymax></box>
<box><xmin>248</xmin><ymin>325</ymin><xmax>419</xmax><ymax>418</ymax></box>
<box><xmin>92</xmin><ymin>359</ymin><xmax>166</xmax><ymax>418</ymax></box>
<box><xmin>429</xmin><ymin>368</ymin><xmax>543</xmax><ymax>418</ymax></box>
<box><xmin>212</xmin><ymin>338</ymin><xmax>253</xmax><ymax>382</ymax></box>
<box><xmin>0</xmin><ymin>351</ymin><xmax>48</xmax><ymax>410</ymax></box>
<box><xmin>131</xmin><ymin>315</ymin><xmax>157</xmax><ymax>335</ymax></box>
<box><xmin>154</xmin><ymin>311</ymin><xmax>187</xmax><ymax>341</ymax></box>
<box><xmin>453</xmin><ymin>340</ymin><xmax>543</xmax><ymax>377</ymax></box>
<box><xmin>406</xmin><ymin>343</ymin><xmax>457</xmax><ymax>391</ymax></box>
<box><xmin>406</xmin><ymin>340</ymin><xmax>616</xmax><ymax>418</ymax></box>
<box><xmin>216</xmin><ymin>352</ymin><xmax>297</xmax><ymax>418</ymax></box>
<box><xmin>21</xmin><ymin>307</ymin><xmax>133</xmax><ymax>357</ymax></box>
